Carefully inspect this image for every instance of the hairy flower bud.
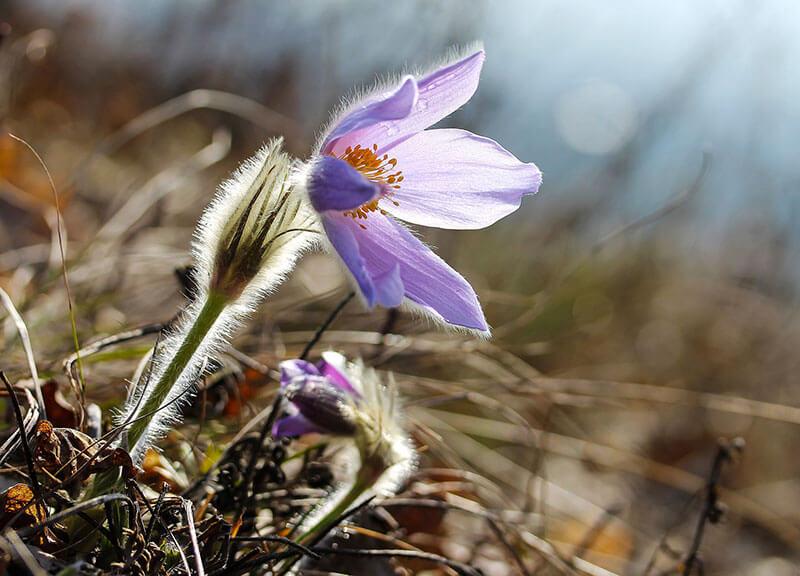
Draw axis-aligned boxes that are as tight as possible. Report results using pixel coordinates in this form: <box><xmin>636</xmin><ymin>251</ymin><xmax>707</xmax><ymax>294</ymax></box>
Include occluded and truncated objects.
<box><xmin>272</xmin><ymin>352</ymin><xmax>416</xmax><ymax>556</ymax></box>
<box><xmin>196</xmin><ymin>138</ymin><xmax>316</xmax><ymax>302</ymax></box>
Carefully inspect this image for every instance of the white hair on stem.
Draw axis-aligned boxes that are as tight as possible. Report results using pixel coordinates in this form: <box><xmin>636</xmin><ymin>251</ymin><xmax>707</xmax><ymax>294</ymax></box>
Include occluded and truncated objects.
<box><xmin>347</xmin><ymin>359</ymin><xmax>416</xmax><ymax>496</ymax></box>
<box><xmin>117</xmin><ymin>139</ymin><xmax>318</xmax><ymax>465</ymax></box>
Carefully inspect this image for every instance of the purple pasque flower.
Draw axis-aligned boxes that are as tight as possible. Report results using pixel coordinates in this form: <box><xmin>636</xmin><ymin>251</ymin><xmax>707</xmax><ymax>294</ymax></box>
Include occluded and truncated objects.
<box><xmin>272</xmin><ymin>353</ymin><xmax>360</xmax><ymax>438</ymax></box>
<box><xmin>302</xmin><ymin>47</ymin><xmax>542</xmax><ymax>333</ymax></box>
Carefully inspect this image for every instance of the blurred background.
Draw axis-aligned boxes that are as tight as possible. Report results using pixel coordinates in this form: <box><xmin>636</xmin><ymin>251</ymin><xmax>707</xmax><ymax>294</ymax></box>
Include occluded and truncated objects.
<box><xmin>2</xmin><ymin>1</ymin><xmax>800</xmax><ymax>574</ymax></box>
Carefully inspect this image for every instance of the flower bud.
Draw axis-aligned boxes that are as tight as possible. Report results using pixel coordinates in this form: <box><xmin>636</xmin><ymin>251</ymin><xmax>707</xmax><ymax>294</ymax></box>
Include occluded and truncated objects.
<box><xmin>195</xmin><ymin>138</ymin><xmax>316</xmax><ymax>302</ymax></box>
<box><xmin>273</xmin><ymin>352</ymin><xmax>415</xmax><ymax>496</ymax></box>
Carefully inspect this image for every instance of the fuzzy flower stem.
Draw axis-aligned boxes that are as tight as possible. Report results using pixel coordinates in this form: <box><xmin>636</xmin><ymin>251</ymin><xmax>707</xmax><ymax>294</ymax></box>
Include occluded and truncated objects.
<box><xmin>277</xmin><ymin>461</ymin><xmax>378</xmax><ymax>574</ymax></box>
<box><xmin>126</xmin><ymin>290</ymin><xmax>227</xmax><ymax>449</ymax></box>
<box><xmin>86</xmin><ymin>291</ymin><xmax>228</xmax><ymax>502</ymax></box>
<box><xmin>297</xmin><ymin>469</ymin><xmax>372</xmax><ymax>546</ymax></box>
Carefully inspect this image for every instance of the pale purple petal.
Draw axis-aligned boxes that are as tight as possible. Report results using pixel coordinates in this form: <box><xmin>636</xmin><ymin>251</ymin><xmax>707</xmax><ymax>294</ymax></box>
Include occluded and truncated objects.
<box><xmin>317</xmin><ymin>354</ymin><xmax>359</xmax><ymax>397</ymax></box>
<box><xmin>272</xmin><ymin>412</ymin><xmax>323</xmax><ymax>437</ymax></box>
<box><xmin>322</xmin><ymin>214</ymin><xmax>405</xmax><ymax>309</ymax></box>
<box><xmin>279</xmin><ymin>359</ymin><xmax>319</xmax><ymax>387</ymax></box>
<box><xmin>351</xmin><ymin>50</ymin><xmax>485</xmax><ymax>154</ymax></box>
<box><xmin>308</xmin><ymin>156</ymin><xmax>380</xmax><ymax>213</ymax></box>
<box><xmin>351</xmin><ymin>214</ymin><xmax>488</xmax><ymax>331</ymax></box>
<box><xmin>322</xmin><ymin>76</ymin><xmax>418</xmax><ymax>155</ymax></box>
<box><xmin>371</xmin><ymin>263</ymin><xmax>404</xmax><ymax>308</ymax></box>
<box><xmin>321</xmin><ymin>215</ymin><xmax>376</xmax><ymax>306</ymax></box>
<box><xmin>385</xmin><ymin>129</ymin><xmax>542</xmax><ymax>229</ymax></box>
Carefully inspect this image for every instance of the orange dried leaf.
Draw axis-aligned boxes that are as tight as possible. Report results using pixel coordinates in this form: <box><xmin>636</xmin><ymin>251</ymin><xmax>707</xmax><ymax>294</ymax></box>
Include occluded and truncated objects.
<box><xmin>1</xmin><ymin>483</ymin><xmax>44</xmax><ymax>524</ymax></box>
<box><xmin>3</xmin><ymin>483</ymin><xmax>34</xmax><ymax>514</ymax></box>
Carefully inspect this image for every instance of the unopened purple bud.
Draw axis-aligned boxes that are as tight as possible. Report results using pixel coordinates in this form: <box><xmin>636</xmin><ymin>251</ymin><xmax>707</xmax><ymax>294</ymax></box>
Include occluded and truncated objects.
<box><xmin>285</xmin><ymin>376</ymin><xmax>357</xmax><ymax>436</ymax></box>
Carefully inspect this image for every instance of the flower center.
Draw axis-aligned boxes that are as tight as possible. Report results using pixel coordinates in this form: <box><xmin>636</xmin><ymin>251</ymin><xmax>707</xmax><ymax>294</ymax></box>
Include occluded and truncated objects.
<box><xmin>337</xmin><ymin>144</ymin><xmax>403</xmax><ymax>228</ymax></box>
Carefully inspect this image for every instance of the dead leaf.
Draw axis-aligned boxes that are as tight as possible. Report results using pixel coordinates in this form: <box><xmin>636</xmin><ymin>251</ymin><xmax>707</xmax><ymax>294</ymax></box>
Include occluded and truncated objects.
<box><xmin>33</xmin><ymin>420</ymin><xmax>134</xmax><ymax>486</ymax></box>
<box><xmin>139</xmin><ymin>448</ymin><xmax>185</xmax><ymax>491</ymax></box>
<box><xmin>0</xmin><ymin>483</ymin><xmax>43</xmax><ymax>526</ymax></box>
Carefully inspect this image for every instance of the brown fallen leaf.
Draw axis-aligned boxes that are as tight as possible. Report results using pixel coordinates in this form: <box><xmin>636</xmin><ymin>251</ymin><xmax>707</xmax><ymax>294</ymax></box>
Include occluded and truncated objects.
<box><xmin>33</xmin><ymin>420</ymin><xmax>135</xmax><ymax>488</ymax></box>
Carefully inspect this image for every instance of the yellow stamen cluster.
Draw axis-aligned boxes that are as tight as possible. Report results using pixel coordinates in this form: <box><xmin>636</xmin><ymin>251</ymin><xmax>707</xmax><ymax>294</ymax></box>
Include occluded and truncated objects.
<box><xmin>339</xmin><ymin>144</ymin><xmax>403</xmax><ymax>229</ymax></box>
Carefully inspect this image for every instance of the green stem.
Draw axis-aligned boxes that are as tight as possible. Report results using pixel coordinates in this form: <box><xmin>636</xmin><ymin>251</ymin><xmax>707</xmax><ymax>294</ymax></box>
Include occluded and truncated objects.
<box><xmin>276</xmin><ymin>465</ymin><xmax>376</xmax><ymax>574</ymax></box>
<box><xmin>127</xmin><ymin>291</ymin><xmax>228</xmax><ymax>450</ymax></box>
<box><xmin>297</xmin><ymin>475</ymin><xmax>371</xmax><ymax>546</ymax></box>
<box><xmin>86</xmin><ymin>291</ymin><xmax>228</xmax><ymax>500</ymax></box>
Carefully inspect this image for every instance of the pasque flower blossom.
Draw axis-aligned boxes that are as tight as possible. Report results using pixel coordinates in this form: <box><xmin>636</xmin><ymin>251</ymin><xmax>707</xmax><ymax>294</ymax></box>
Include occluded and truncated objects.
<box><xmin>298</xmin><ymin>47</ymin><xmax>542</xmax><ymax>333</ymax></box>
